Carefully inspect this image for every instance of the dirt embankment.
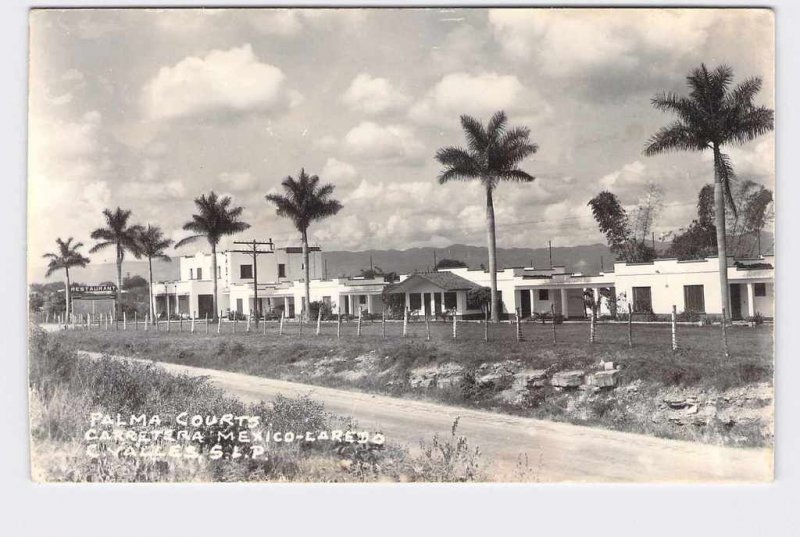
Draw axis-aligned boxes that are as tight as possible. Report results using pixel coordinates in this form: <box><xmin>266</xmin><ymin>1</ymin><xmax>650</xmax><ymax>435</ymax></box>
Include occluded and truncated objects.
<box><xmin>287</xmin><ymin>351</ymin><xmax>772</xmax><ymax>447</ymax></box>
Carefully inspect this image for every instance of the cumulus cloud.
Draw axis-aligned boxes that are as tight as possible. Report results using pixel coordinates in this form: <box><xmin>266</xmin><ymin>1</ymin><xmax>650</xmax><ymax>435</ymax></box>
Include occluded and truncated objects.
<box><xmin>344</xmin><ymin>121</ymin><xmax>426</xmax><ymax>164</ymax></box>
<box><xmin>321</xmin><ymin>158</ymin><xmax>360</xmax><ymax>187</ymax></box>
<box><xmin>488</xmin><ymin>9</ymin><xmax>713</xmax><ymax>79</ymax></box>
<box><xmin>249</xmin><ymin>9</ymin><xmax>367</xmax><ymax>36</ymax></box>
<box><xmin>142</xmin><ymin>44</ymin><xmax>296</xmax><ymax>120</ymax></box>
<box><xmin>219</xmin><ymin>171</ymin><xmax>258</xmax><ymax>191</ymax></box>
<box><xmin>599</xmin><ymin>161</ymin><xmax>648</xmax><ymax>190</ymax></box>
<box><xmin>342</xmin><ymin>74</ymin><xmax>409</xmax><ymax>115</ymax></box>
<box><xmin>409</xmin><ymin>72</ymin><xmax>532</xmax><ymax>124</ymax></box>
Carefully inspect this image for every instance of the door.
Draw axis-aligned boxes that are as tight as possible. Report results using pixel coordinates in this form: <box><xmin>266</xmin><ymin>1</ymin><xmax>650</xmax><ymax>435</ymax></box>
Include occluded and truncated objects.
<box><xmin>198</xmin><ymin>294</ymin><xmax>214</xmax><ymax>318</ymax></box>
<box><xmin>423</xmin><ymin>293</ymin><xmax>432</xmax><ymax>316</ymax></box>
<box><xmin>520</xmin><ymin>290</ymin><xmax>531</xmax><ymax>318</ymax></box>
<box><xmin>236</xmin><ymin>298</ymin><xmax>243</xmax><ymax>314</ymax></box>
<box><xmin>434</xmin><ymin>293</ymin><xmax>442</xmax><ymax>316</ymax></box>
<box><xmin>729</xmin><ymin>284</ymin><xmax>742</xmax><ymax>320</ymax></box>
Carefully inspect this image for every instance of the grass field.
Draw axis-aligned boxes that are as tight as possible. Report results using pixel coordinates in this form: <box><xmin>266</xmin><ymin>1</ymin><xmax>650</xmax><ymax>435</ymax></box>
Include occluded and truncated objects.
<box><xmin>57</xmin><ymin>318</ymin><xmax>773</xmax><ymax>390</ymax></box>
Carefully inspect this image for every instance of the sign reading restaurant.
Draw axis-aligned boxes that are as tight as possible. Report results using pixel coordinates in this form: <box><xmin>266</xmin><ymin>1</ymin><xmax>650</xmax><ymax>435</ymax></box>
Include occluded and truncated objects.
<box><xmin>70</xmin><ymin>284</ymin><xmax>117</xmax><ymax>297</ymax></box>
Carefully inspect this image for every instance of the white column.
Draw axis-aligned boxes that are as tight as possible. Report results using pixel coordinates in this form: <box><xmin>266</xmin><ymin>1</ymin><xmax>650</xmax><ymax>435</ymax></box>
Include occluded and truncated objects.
<box><xmin>284</xmin><ymin>296</ymin><xmax>290</xmax><ymax>317</ymax></box>
<box><xmin>430</xmin><ymin>293</ymin><xmax>436</xmax><ymax>317</ymax></box>
<box><xmin>747</xmin><ymin>283</ymin><xmax>756</xmax><ymax>318</ymax></box>
<box><xmin>530</xmin><ymin>289</ymin><xmax>535</xmax><ymax>314</ymax></box>
<box><xmin>593</xmin><ymin>288</ymin><xmax>600</xmax><ymax>315</ymax></box>
<box><xmin>560</xmin><ymin>288</ymin><xmax>569</xmax><ymax>318</ymax></box>
<box><xmin>440</xmin><ymin>292</ymin><xmax>446</xmax><ymax>314</ymax></box>
<box><xmin>405</xmin><ymin>293</ymin><xmax>410</xmax><ymax>310</ymax></box>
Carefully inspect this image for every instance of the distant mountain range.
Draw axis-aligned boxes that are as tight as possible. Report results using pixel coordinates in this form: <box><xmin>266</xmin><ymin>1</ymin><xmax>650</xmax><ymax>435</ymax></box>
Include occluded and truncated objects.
<box><xmin>29</xmin><ymin>242</ymin><xmax>616</xmax><ymax>285</ymax></box>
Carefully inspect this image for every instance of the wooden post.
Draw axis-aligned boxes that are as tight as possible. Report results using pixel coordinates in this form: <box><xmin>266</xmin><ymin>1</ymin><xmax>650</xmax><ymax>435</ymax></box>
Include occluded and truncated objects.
<box><xmin>279</xmin><ymin>311</ymin><xmax>285</xmax><ymax>336</ymax></box>
<box><xmin>484</xmin><ymin>309</ymin><xmax>489</xmax><ymax>342</ymax></box>
<box><xmin>516</xmin><ymin>308</ymin><xmax>523</xmax><ymax>342</ymax></box>
<box><xmin>247</xmin><ymin>313</ymin><xmax>251</xmax><ymax>333</ymax></box>
<box><xmin>134</xmin><ymin>311</ymin><xmax>138</xmax><ymax>331</ymax></box>
<box><xmin>167</xmin><ymin>311</ymin><xmax>171</xmax><ymax>332</ymax></box>
<box><xmin>721</xmin><ymin>307</ymin><xmax>730</xmax><ymax>359</ymax></box>
<box><xmin>156</xmin><ymin>314</ymin><xmax>160</xmax><ymax>332</ymax></box>
<box><xmin>357</xmin><ymin>308</ymin><xmax>362</xmax><ymax>337</ymax></box>
<box><xmin>589</xmin><ymin>307</ymin><xmax>596</xmax><ymax>344</ymax></box>
<box><xmin>233</xmin><ymin>315</ymin><xmax>237</xmax><ymax>334</ymax></box>
<box><xmin>299</xmin><ymin>311</ymin><xmax>303</xmax><ymax>336</ymax></box>
<box><xmin>671</xmin><ymin>305</ymin><xmax>677</xmax><ymax>351</ymax></box>
<box><xmin>425</xmin><ymin>313</ymin><xmax>430</xmax><ymax>341</ymax></box>
<box><xmin>45</xmin><ymin>312</ymin><xmax>49</xmax><ymax>324</ymax></box>
<box><xmin>123</xmin><ymin>311</ymin><xmax>127</xmax><ymax>331</ymax></box>
<box><xmin>337</xmin><ymin>312</ymin><xmax>341</xmax><ymax>339</ymax></box>
<box><xmin>317</xmin><ymin>308</ymin><xmax>322</xmax><ymax>336</ymax></box>
<box><xmin>263</xmin><ymin>315</ymin><xmax>267</xmax><ymax>335</ymax></box>
<box><xmin>550</xmin><ymin>304</ymin><xmax>556</xmax><ymax>345</ymax></box>
<box><xmin>217</xmin><ymin>315</ymin><xmax>221</xmax><ymax>334</ymax></box>
<box><xmin>403</xmin><ymin>307</ymin><xmax>408</xmax><ymax>338</ymax></box>
<box><xmin>205</xmin><ymin>313</ymin><xmax>209</xmax><ymax>334</ymax></box>
<box><xmin>191</xmin><ymin>312</ymin><xmax>196</xmax><ymax>334</ymax></box>
<box><xmin>105</xmin><ymin>313</ymin><xmax>109</xmax><ymax>331</ymax></box>
<box><xmin>452</xmin><ymin>310</ymin><xmax>457</xmax><ymax>339</ymax></box>
<box><xmin>627</xmin><ymin>304</ymin><xmax>633</xmax><ymax>348</ymax></box>
<box><xmin>144</xmin><ymin>314</ymin><xmax>149</xmax><ymax>331</ymax></box>
<box><xmin>179</xmin><ymin>315</ymin><xmax>183</xmax><ymax>332</ymax></box>
<box><xmin>382</xmin><ymin>310</ymin><xmax>386</xmax><ymax>339</ymax></box>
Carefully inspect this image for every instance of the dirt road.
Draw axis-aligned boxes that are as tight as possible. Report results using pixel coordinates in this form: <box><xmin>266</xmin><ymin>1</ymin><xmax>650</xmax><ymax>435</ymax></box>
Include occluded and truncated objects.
<box><xmin>80</xmin><ymin>351</ymin><xmax>772</xmax><ymax>483</ymax></box>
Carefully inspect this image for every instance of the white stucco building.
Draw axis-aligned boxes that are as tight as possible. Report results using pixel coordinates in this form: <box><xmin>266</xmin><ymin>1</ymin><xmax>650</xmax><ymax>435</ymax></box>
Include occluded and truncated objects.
<box><xmin>153</xmin><ymin>245</ymin><xmax>774</xmax><ymax>321</ymax></box>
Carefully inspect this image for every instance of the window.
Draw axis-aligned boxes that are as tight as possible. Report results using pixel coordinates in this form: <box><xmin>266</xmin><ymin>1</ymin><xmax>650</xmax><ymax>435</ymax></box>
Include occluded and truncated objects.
<box><xmin>196</xmin><ymin>268</ymin><xmax>203</xmax><ymax>280</ymax></box>
<box><xmin>409</xmin><ymin>293</ymin><xmax>422</xmax><ymax>310</ymax></box>
<box><xmin>240</xmin><ymin>264</ymin><xmax>253</xmax><ymax>279</ymax></box>
<box><xmin>683</xmin><ymin>285</ymin><xmax>705</xmax><ymax>312</ymax></box>
<box><xmin>236</xmin><ymin>298</ymin><xmax>243</xmax><ymax>314</ymax></box>
<box><xmin>278</xmin><ymin>264</ymin><xmax>286</xmax><ymax>278</ymax></box>
<box><xmin>538</xmin><ymin>289</ymin><xmax>549</xmax><ymax>301</ymax></box>
<box><xmin>444</xmin><ymin>292</ymin><xmax>457</xmax><ymax>309</ymax></box>
<box><xmin>189</xmin><ymin>268</ymin><xmax>193</xmax><ymax>280</ymax></box>
<box><xmin>754</xmin><ymin>283</ymin><xmax>766</xmax><ymax>297</ymax></box>
<box><xmin>359</xmin><ymin>295</ymin><xmax>367</xmax><ymax>304</ymax></box>
<box><xmin>632</xmin><ymin>287</ymin><xmax>653</xmax><ymax>313</ymax></box>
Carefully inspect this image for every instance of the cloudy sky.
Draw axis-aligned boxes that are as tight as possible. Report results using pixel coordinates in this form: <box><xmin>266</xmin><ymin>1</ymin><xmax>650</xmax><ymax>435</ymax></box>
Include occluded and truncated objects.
<box><xmin>28</xmin><ymin>7</ymin><xmax>774</xmax><ymax>270</ymax></box>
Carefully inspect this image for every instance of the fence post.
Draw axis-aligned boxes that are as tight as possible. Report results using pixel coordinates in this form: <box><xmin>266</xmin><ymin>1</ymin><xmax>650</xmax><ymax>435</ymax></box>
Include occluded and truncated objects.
<box><xmin>233</xmin><ymin>315</ymin><xmax>237</xmax><ymax>334</ymax></box>
<box><xmin>179</xmin><ymin>315</ymin><xmax>183</xmax><ymax>332</ymax></box>
<box><xmin>279</xmin><ymin>311</ymin><xmax>285</xmax><ymax>336</ymax></box>
<box><xmin>425</xmin><ymin>313</ymin><xmax>430</xmax><ymax>341</ymax></box>
<box><xmin>337</xmin><ymin>312</ymin><xmax>341</xmax><ymax>339</ymax></box>
<box><xmin>484</xmin><ymin>309</ymin><xmax>489</xmax><ymax>342</ymax></box>
<box><xmin>382</xmin><ymin>310</ymin><xmax>386</xmax><ymax>339</ymax></box>
<box><xmin>317</xmin><ymin>308</ymin><xmax>322</xmax><ymax>336</ymax></box>
<box><xmin>191</xmin><ymin>312</ymin><xmax>196</xmax><ymax>334</ymax></box>
<box><xmin>403</xmin><ymin>308</ymin><xmax>408</xmax><ymax>338</ymax></box>
<box><xmin>263</xmin><ymin>314</ymin><xmax>267</xmax><ymax>335</ymax></box>
<box><xmin>453</xmin><ymin>310</ymin><xmax>457</xmax><ymax>339</ymax></box>
<box><xmin>671</xmin><ymin>305</ymin><xmax>678</xmax><ymax>351</ymax></box>
<box><xmin>247</xmin><ymin>313</ymin><xmax>251</xmax><ymax>333</ymax></box>
<box><xmin>217</xmin><ymin>315</ymin><xmax>222</xmax><ymax>334</ymax></box>
<box><xmin>589</xmin><ymin>307</ymin><xmax>596</xmax><ymax>344</ymax></box>
<box><xmin>551</xmin><ymin>304</ymin><xmax>557</xmax><ymax>345</ymax></box>
<box><xmin>123</xmin><ymin>311</ymin><xmax>127</xmax><ymax>331</ymax></box>
<box><xmin>105</xmin><ymin>313</ymin><xmax>109</xmax><ymax>331</ymax></box>
<box><xmin>144</xmin><ymin>314</ymin><xmax>149</xmax><ymax>331</ymax></box>
<box><xmin>204</xmin><ymin>313</ymin><xmax>208</xmax><ymax>334</ymax></box>
<box><xmin>299</xmin><ymin>311</ymin><xmax>303</xmax><ymax>336</ymax></box>
<box><xmin>156</xmin><ymin>314</ymin><xmax>160</xmax><ymax>332</ymax></box>
<box><xmin>721</xmin><ymin>307</ymin><xmax>730</xmax><ymax>359</ymax></box>
<box><xmin>357</xmin><ymin>308</ymin><xmax>362</xmax><ymax>337</ymax></box>
<box><xmin>516</xmin><ymin>308</ymin><xmax>524</xmax><ymax>342</ymax></box>
<box><xmin>627</xmin><ymin>304</ymin><xmax>633</xmax><ymax>348</ymax></box>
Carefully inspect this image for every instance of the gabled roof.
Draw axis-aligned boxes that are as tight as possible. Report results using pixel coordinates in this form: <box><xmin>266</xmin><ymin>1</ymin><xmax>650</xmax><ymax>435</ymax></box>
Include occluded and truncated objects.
<box><xmin>385</xmin><ymin>272</ymin><xmax>482</xmax><ymax>294</ymax></box>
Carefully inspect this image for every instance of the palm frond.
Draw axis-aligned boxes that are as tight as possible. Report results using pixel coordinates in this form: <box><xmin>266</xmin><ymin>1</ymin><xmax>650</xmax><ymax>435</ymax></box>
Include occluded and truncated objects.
<box><xmin>643</xmin><ymin>122</ymin><xmax>706</xmax><ymax>156</ymax></box>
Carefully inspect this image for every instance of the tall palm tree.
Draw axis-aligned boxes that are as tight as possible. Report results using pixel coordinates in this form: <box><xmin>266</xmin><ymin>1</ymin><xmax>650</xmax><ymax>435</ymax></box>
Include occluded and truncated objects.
<box><xmin>175</xmin><ymin>191</ymin><xmax>250</xmax><ymax>321</ymax></box>
<box><xmin>136</xmin><ymin>224</ymin><xmax>173</xmax><ymax>325</ymax></box>
<box><xmin>266</xmin><ymin>169</ymin><xmax>343</xmax><ymax>320</ymax></box>
<box><xmin>644</xmin><ymin>64</ymin><xmax>774</xmax><ymax>321</ymax></box>
<box><xmin>43</xmin><ymin>237</ymin><xmax>91</xmax><ymax>321</ymax></box>
<box><xmin>90</xmin><ymin>207</ymin><xmax>143</xmax><ymax>319</ymax></box>
<box><xmin>435</xmin><ymin>111</ymin><xmax>538</xmax><ymax>322</ymax></box>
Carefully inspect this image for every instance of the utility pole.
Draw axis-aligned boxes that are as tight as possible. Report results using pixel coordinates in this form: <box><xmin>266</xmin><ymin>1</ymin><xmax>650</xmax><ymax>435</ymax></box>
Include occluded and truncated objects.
<box><xmin>433</xmin><ymin>251</ymin><xmax>438</xmax><ymax>270</ymax></box>
<box><xmin>232</xmin><ymin>239</ymin><xmax>275</xmax><ymax>327</ymax></box>
<box><xmin>324</xmin><ymin>258</ymin><xmax>328</xmax><ymax>279</ymax></box>
<box><xmin>548</xmin><ymin>240</ymin><xmax>553</xmax><ymax>268</ymax></box>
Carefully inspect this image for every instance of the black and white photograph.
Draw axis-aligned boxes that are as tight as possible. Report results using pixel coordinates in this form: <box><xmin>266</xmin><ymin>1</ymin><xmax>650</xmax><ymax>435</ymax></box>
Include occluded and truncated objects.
<box><xmin>26</xmin><ymin>6</ymin><xmax>776</xmax><ymax>485</ymax></box>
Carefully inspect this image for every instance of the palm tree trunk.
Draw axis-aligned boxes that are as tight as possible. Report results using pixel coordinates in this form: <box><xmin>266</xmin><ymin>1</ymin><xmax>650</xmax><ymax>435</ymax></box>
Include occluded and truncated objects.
<box><xmin>302</xmin><ymin>229</ymin><xmax>310</xmax><ymax>322</ymax></box>
<box><xmin>116</xmin><ymin>244</ymin><xmax>123</xmax><ymax>321</ymax></box>
<box><xmin>211</xmin><ymin>242</ymin><xmax>219</xmax><ymax>322</ymax></box>
<box><xmin>485</xmin><ymin>185</ymin><xmax>500</xmax><ymax>322</ymax></box>
<box><xmin>148</xmin><ymin>257</ymin><xmax>155</xmax><ymax>325</ymax></box>
<box><xmin>64</xmin><ymin>267</ymin><xmax>71</xmax><ymax>322</ymax></box>
<box><xmin>713</xmin><ymin>145</ymin><xmax>731</xmax><ymax>322</ymax></box>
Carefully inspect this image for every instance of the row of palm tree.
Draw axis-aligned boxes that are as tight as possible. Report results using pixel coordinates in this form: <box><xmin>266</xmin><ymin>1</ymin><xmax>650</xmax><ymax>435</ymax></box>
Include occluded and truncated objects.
<box><xmin>43</xmin><ymin>211</ymin><xmax>173</xmax><ymax>323</ymax></box>
<box><xmin>43</xmin><ymin>63</ymin><xmax>772</xmax><ymax>326</ymax></box>
<box><xmin>44</xmin><ymin>171</ymin><xmax>344</xmax><ymax>324</ymax></box>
